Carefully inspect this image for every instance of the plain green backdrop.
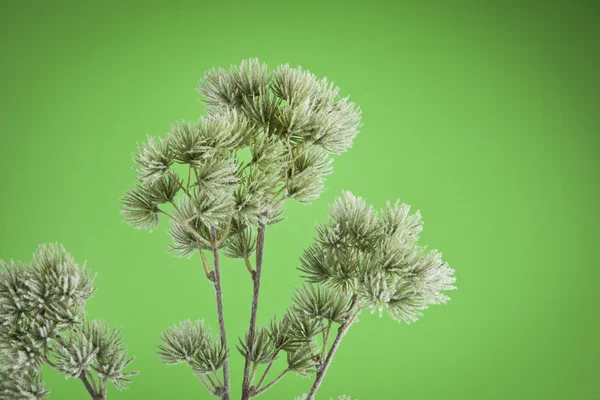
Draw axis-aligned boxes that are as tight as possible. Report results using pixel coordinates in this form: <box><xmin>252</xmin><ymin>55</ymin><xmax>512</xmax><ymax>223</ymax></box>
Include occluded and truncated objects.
<box><xmin>1</xmin><ymin>1</ymin><xmax>598</xmax><ymax>399</ymax></box>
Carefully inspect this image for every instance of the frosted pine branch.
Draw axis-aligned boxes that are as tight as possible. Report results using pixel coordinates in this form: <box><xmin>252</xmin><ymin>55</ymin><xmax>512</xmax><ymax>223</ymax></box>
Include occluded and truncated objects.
<box><xmin>0</xmin><ymin>244</ymin><xmax>137</xmax><ymax>400</ymax></box>
<box><xmin>119</xmin><ymin>59</ymin><xmax>454</xmax><ymax>400</ymax></box>
<box><xmin>120</xmin><ymin>58</ymin><xmax>361</xmax><ymax>400</ymax></box>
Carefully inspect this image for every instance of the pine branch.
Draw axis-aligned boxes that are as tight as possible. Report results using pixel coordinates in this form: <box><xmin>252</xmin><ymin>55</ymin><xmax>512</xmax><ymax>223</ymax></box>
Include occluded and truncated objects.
<box><xmin>118</xmin><ymin>59</ymin><xmax>455</xmax><ymax>400</ymax></box>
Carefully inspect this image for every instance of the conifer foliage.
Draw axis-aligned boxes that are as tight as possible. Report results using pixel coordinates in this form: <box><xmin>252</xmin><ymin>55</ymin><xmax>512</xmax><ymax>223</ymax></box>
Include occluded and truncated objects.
<box><xmin>0</xmin><ymin>244</ymin><xmax>136</xmax><ymax>400</ymax></box>
<box><xmin>121</xmin><ymin>58</ymin><xmax>361</xmax><ymax>400</ymax></box>
<box><xmin>120</xmin><ymin>59</ymin><xmax>454</xmax><ymax>399</ymax></box>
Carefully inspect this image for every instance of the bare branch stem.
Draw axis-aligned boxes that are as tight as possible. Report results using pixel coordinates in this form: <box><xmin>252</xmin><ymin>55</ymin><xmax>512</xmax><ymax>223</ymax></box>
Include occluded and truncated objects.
<box><xmin>253</xmin><ymin>368</ymin><xmax>289</xmax><ymax>396</ymax></box>
<box><xmin>210</xmin><ymin>226</ymin><xmax>230</xmax><ymax>400</ymax></box>
<box><xmin>305</xmin><ymin>310</ymin><xmax>360</xmax><ymax>400</ymax></box>
<box><xmin>241</xmin><ymin>223</ymin><xmax>266</xmax><ymax>400</ymax></box>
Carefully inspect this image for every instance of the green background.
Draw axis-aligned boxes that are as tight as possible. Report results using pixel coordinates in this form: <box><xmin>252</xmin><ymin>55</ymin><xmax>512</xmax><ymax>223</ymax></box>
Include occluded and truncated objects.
<box><xmin>1</xmin><ymin>1</ymin><xmax>598</xmax><ymax>399</ymax></box>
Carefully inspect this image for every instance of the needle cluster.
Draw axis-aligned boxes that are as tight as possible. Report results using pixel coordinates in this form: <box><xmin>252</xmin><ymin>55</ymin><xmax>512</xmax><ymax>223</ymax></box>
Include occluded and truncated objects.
<box><xmin>121</xmin><ymin>58</ymin><xmax>362</xmax><ymax>241</ymax></box>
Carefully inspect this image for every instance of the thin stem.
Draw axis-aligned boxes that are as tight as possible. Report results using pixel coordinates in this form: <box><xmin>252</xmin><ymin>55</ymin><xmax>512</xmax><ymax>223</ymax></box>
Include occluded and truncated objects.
<box><xmin>193</xmin><ymin>167</ymin><xmax>201</xmax><ymax>188</ymax></box>
<box><xmin>45</xmin><ymin>350</ymin><xmax>101</xmax><ymax>400</ymax></box>
<box><xmin>79</xmin><ymin>371</ymin><xmax>100</xmax><ymax>400</ymax></box>
<box><xmin>96</xmin><ymin>375</ymin><xmax>107</xmax><ymax>399</ymax></box>
<box><xmin>217</xmin><ymin>217</ymin><xmax>233</xmax><ymax>245</ymax></box>
<box><xmin>253</xmin><ymin>368</ymin><xmax>289</xmax><ymax>396</ymax></box>
<box><xmin>279</xmin><ymin>141</ymin><xmax>309</xmax><ymax>180</ymax></box>
<box><xmin>238</xmin><ymin>231</ymin><xmax>255</xmax><ymax>279</ymax></box>
<box><xmin>237</xmin><ymin>161</ymin><xmax>252</xmax><ymax>176</ymax></box>
<box><xmin>272</xmin><ymin>192</ymin><xmax>290</xmax><ymax>212</ymax></box>
<box><xmin>305</xmin><ymin>311</ymin><xmax>360</xmax><ymax>400</ymax></box>
<box><xmin>244</xmin><ymin>255</ymin><xmax>255</xmax><ymax>279</ymax></box>
<box><xmin>198</xmin><ymin>374</ymin><xmax>218</xmax><ymax>396</ymax></box>
<box><xmin>241</xmin><ymin>223</ymin><xmax>266</xmax><ymax>400</ymax></box>
<box><xmin>87</xmin><ymin>371</ymin><xmax>99</xmax><ymax>395</ymax></box>
<box><xmin>321</xmin><ymin>320</ymin><xmax>332</xmax><ymax>362</ymax></box>
<box><xmin>168</xmin><ymin>169</ymin><xmax>192</xmax><ymax>198</ymax></box>
<box><xmin>272</xmin><ymin>141</ymin><xmax>311</xmax><ymax>202</ymax></box>
<box><xmin>210</xmin><ymin>226</ymin><xmax>230</xmax><ymax>400</ymax></box>
<box><xmin>212</xmin><ymin>370</ymin><xmax>224</xmax><ymax>387</ymax></box>
<box><xmin>273</xmin><ymin>184</ymin><xmax>287</xmax><ymax>199</ymax></box>
<box><xmin>198</xmin><ymin>246</ymin><xmax>213</xmax><ymax>281</ymax></box>
<box><xmin>158</xmin><ymin>208</ymin><xmax>176</xmax><ymax>221</ymax></box>
<box><xmin>249</xmin><ymin>362</ymin><xmax>259</xmax><ymax>386</ymax></box>
<box><xmin>205</xmin><ymin>373</ymin><xmax>218</xmax><ymax>389</ymax></box>
<box><xmin>43</xmin><ymin>351</ymin><xmax>58</xmax><ymax>369</ymax></box>
<box><xmin>186</xmin><ymin>164</ymin><xmax>192</xmax><ymax>188</ymax></box>
<box><xmin>255</xmin><ymin>349</ymin><xmax>279</xmax><ymax>390</ymax></box>
<box><xmin>169</xmin><ymin>200</ymin><xmax>182</xmax><ymax>215</ymax></box>
<box><xmin>158</xmin><ymin>207</ymin><xmax>213</xmax><ymax>248</ymax></box>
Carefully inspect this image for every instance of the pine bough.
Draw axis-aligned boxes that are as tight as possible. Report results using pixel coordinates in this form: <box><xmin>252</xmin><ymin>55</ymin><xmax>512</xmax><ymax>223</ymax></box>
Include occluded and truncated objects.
<box><xmin>121</xmin><ymin>59</ymin><xmax>456</xmax><ymax>399</ymax></box>
<box><xmin>0</xmin><ymin>244</ymin><xmax>137</xmax><ymax>400</ymax></box>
